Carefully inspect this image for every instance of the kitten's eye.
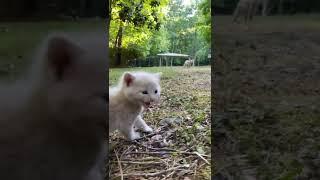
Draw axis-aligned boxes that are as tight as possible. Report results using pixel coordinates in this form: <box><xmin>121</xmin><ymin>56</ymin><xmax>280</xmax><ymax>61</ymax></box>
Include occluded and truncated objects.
<box><xmin>155</xmin><ymin>90</ymin><xmax>158</xmax><ymax>94</ymax></box>
<box><xmin>142</xmin><ymin>91</ymin><xmax>148</xmax><ymax>94</ymax></box>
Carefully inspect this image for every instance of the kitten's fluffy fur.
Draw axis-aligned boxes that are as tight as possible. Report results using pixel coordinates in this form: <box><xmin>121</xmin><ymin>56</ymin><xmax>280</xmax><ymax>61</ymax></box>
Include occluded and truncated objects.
<box><xmin>109</xmin><ymin>72</ymin><xmax>161</xmax><ymax>140</ymax></box>
<box><xmin>0</xmin><ymin>32</ymin><xmax>107</xmax><ymax>180</ymax></box>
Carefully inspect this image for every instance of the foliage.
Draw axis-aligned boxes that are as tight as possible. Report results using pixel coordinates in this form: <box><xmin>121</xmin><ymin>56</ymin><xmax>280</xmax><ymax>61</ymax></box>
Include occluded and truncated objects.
<box><xmin>197</xmin><ymin>0</ymin><xmax>211</xmax><ymax>44</ymax></box>
<box><xmin>109</xmin><ymin>0</ymin><xmax>168</xmax><ymax>66</ymax></box>
<box><xmin>109</xmin><ymin>0</ymin><xmax>212</xmax><ymax>67</ymax></box>
<box><xmin>148</xmin><ymin>28</ymin><xmax>170</xmax><ymax>55</ymax></box>
<box><xmin>109</xmin><ymin>47</ymin><xmax>143</xmax><ymax>67</ymax></box>
<box><xmin>157</xmin><ymin>0</ymin><xmax>211</xmax><ymax>65</ymax></box>
<box><xmin>195</xmin><ymin>46</ymin><xmax>211</xmax><ymax>65</ymax></box>
<box><xmin>112</xmin><ymin>0</ymin><xmax>165</xmax><ymax>30</ymax></box>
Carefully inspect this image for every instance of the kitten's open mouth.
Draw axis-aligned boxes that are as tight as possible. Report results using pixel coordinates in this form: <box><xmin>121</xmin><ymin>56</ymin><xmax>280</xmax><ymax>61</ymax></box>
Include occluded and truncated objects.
<box><xmin>143</xmin><ymin>102</ymin><xmax>151</xmax><ymax>108</ymax></box>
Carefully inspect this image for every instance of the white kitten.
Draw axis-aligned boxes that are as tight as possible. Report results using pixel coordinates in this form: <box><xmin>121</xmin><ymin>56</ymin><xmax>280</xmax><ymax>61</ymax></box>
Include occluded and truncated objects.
<box><xmin>109</xmin><ymin>72</ymin><xmax>161</xmax><ymax>140</ymax></box>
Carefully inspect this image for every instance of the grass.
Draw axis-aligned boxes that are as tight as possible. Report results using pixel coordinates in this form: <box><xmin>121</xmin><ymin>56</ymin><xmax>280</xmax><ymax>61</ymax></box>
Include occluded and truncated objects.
<box><xmin>108</xmin><ymin>66</ymin><xmax>211</xmax><ymax>179</ymax></box>
<box><xmin>109</xmin><ymin>67</ymin><xmax>178</xmax><ymax>85</ymax></box>
<box><xmin>213</xmin><ymin>15</ymin><xmax>320</xmax><ymax>179</ymax></box>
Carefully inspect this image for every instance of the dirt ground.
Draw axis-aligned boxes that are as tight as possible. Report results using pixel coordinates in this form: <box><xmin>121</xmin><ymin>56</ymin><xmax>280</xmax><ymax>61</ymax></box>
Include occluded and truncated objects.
<box><xmin>108</xmin><ymin>67</ymin><xmax>211</xmax><ymax>179</ymax></box>
<box><xmin>213</xmin><ymin>15</ymin><xmax>320</xmax><ymax>179</ymax></box>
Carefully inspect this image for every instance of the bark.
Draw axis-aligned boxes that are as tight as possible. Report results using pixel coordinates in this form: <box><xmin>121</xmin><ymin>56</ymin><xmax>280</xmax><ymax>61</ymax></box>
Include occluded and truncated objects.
<box><xmin>262</xmin><ymin>0</ymin><xmax>269</xmax><ymax>16</ymax></box>
<box><xmin>115</xmin><ymin>22</ymin><xmax>124</xmax><ymax>66</ymax></box>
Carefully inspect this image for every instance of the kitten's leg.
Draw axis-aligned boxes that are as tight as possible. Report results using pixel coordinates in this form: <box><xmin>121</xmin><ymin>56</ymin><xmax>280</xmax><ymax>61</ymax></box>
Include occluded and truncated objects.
<box><xmin>120</xmin><ymin>120</ymin><xmax>140</xmax><ymax>141</ymax></box>
<box><xmin>135</xmin><ymin>115</ymin><xmax>153</xmax><ymax>133</ymax></box>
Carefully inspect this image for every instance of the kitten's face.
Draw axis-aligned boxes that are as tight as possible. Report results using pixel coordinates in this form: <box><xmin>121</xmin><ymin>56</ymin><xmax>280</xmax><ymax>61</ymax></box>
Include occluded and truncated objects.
<box><xmin>122</xmin><ymin>72</ymin><xmax>161</xmax><ymax>108</ymax></box>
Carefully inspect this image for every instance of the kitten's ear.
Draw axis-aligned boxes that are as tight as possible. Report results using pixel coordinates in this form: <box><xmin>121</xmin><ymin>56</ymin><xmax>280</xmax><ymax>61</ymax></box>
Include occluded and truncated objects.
<box><xmin>123</xmin><ymin>72</ymin><xmax>135</xmax><ymax>87</ymax></box>
<box><xmin>46</xmin><ymin>34</ymin><xmax>84</xmax><ymax>81</ymax></box>
<box><xmin>155</xmin><ymin>72</ymin><xmax>162</xmax><ymax>80</ymax></box>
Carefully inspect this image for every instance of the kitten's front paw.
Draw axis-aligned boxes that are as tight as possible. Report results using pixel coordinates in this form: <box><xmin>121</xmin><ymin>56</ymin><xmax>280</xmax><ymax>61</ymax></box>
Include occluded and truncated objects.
<box><xmin>128</xmin><ymin>131</ymin><xmax>141</xmax><ymax>141</ymax></box>
<box><xmin>142</xmin><ymin>125</ymin><xmax>153</xmax><ymax>133</ymax></box>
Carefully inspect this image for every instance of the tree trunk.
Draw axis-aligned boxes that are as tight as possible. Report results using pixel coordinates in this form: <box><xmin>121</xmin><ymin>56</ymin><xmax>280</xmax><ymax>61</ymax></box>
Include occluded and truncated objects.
<box><xmin>262</xmin><ymin>0</ymin><xmax>269</xmax><ymax>16</ymax></box>
<box><xmin>115</xmin><ymin>22</ymin><xmax>124</xmax><ymax>66</ymax></box>
<box><xmin>171</xmin><ymin>39</ymin><xmax>175</xmax><ymax>53</ymax></box>
<box><xmin>191</xmin><ymin>31</ymin><xmax>196</xmax><ymax>59</ymax></box>
<box><xmin>107</xmin><ymin>0</ymin><xmax>111</xmax><ymax>36</ymax></box>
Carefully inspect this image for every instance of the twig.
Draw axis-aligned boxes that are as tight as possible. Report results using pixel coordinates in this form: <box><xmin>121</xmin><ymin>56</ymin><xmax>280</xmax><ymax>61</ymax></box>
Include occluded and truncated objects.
<box><xmin>110</xmin><ymin>160</ymin><xmax>163</xmax><ymax>165</ymax></box>
<box><xmin>121</xmin><ymin>145</ymin><xmax>134</xmax><ymax>157</ymax></box>
<box><xmin>124</xmin><ymin>151</ymin><xmax>210</xmax><ymax>157</ymax></box>
<box><xmin>115</xmin><ymin>165</ymin><xmax>189</xmax><ymax>177</ymax></box>
<box><xmin>120</xmin><ymin>157</ymin><xmax>164</xmax><ymax>161</ymax></box>
<box><xmin>134</xmin><ymin>141</ymin><xmax>211</xmax><ymax>165</ymax></box>
<box><xmin>114</xmin><ymin>149</ymin><xmax>124</xmax><ymax>180</ymax></box>
<box><xmin>194</xmin><ymin>151</ymin><xmax>211</xmax><ymax>165</ymax></box>
<box><xmin>164</xmin><ymin>170</ymin><xmax>175</xmax><ymax>179</ymax></box>
<box><xmin>162</xmin><ymin>157</ymin><xmax>179</xmax><ymax>180</ymax></box>
<box><xmin>133</xmin><ymin>132</ymin><xmax>158</xmax><ymax>141</ymax></box>
<box><xmin>133</xmin><ymin>141</ymin><xmax>177</xmax><ymax>151</ymax></box>
<box><xmin>193</xmin><ymin>160</ymin><xmax>198</xmax><ymax>178</ymax></box>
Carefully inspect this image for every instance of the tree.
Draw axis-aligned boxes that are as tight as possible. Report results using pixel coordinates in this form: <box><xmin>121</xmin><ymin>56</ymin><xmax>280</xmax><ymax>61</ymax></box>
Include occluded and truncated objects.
<box><xmin>157</xmin><ymin>0</ymin><xmax>211</xmax><ymax>65</ymax></box>
<box><xmin>197</xmin><ymin>0</ymin><xmax>211</xmax><ymax>44</ymax></box>
<box><xmin>110</xmin><ymin>0</ymin><xmax>166</xmax><ymax>66</ymax></box>
<box><xmin>109</xmin><ymin>0</ymin><xmax>211</xmax><ymax>67</ymax></box>
<box><xmin>261</xmin><ymin>0</ymin><xmax>269</xmax><ymax>16</ymax></box>
<box><xmin>195</xmin><ymin>0</ymin><xmax>211</xmax><ymax>65</ymax></box>
<box><xmin>148</xmin><ymin>28</ymin><xmax>170</xmax><ymax>55</ymax></box>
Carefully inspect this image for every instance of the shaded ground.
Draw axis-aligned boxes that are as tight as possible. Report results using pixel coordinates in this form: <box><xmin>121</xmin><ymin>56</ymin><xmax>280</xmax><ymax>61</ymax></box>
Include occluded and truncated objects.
<box><xmin>108</xmin><ymin>66</ymin><xmax>211</xmax><ymax>179</ymax></box>
<box><xmin>213</xmin><ymin>15</ymin><xmax>320</xmax><ymax>179</ymax></box>
<box><xmin>0</xmin><ymin>21</ymin><xmax>103</xmax><ymax>80</ymax></box>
